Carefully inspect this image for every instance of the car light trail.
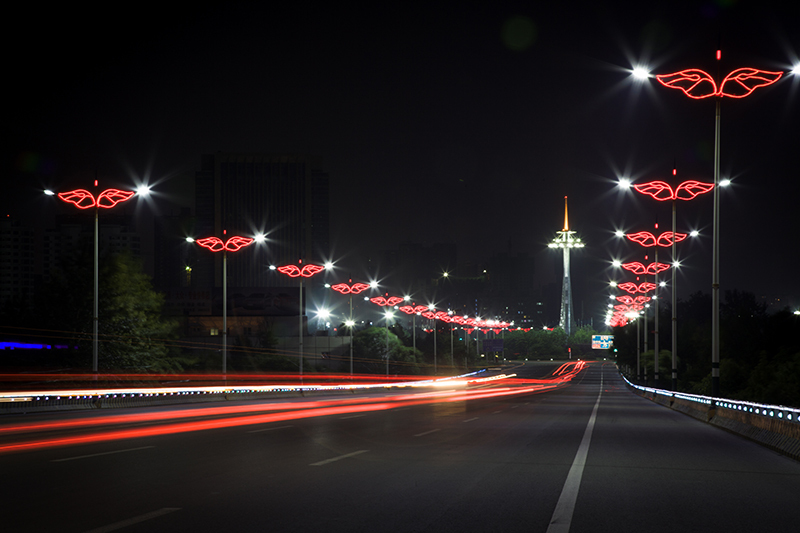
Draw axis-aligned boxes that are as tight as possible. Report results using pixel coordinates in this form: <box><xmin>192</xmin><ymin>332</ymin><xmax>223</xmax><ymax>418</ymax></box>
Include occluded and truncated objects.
<box><xmin>0</xmin><ymin>363</ymin><xmax>588</xmax><ymax>455</ymax></box>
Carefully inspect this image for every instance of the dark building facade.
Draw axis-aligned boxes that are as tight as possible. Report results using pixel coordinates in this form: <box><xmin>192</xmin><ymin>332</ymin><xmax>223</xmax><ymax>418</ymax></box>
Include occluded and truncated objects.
<box><xmin>194</xmin><ymin>153</ymin><xmax>330</xmax><ymax>290</ymax></box>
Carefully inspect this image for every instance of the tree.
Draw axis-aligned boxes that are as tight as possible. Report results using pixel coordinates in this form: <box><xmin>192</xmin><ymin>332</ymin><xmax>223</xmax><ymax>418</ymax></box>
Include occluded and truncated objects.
<box><xmin>352</xmin><ymin>326</ymin><xmax>421</xmax><ymax>375</ymax></box>
<box><xmin>34</xmin><ymin>249</ymin><xmax>181</xmax><ymax>372</ymax></box>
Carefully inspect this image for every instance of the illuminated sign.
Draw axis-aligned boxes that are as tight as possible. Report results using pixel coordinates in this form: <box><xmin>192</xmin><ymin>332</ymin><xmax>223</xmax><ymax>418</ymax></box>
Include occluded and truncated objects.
<box><xmin>592</xmin><ymin>335</ymin><xmax>614</xmax><ymax>349</ymax></box>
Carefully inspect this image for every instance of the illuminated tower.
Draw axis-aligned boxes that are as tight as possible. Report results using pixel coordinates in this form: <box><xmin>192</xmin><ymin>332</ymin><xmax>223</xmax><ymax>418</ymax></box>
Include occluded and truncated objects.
<box><xmin>548</xmin><ymin>196</ymin><xmax>584</xmax><ymax>337</ymax></box>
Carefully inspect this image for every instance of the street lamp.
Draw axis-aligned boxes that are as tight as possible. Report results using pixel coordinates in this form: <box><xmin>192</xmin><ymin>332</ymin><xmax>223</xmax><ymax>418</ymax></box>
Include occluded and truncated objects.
<box><xmin>655</xmin><ymin>52</ymin><xmax>782</xmax><ymax>398</ymax></box>
<box><xmin>630</xmin><ymin>173</ymin><xmax>713</xmax><ymax>389</ymax></box>
<box><xmin>329</xmin><ymin>280</ymin><xmax>371</xmax><ymax>376</ymax></box>
<box><xmin>49</xmin><ymin>182</ymin><xmax>146</xmax><ymax>372</ymax></box>
<box><xmin>369</xmin><ymin>294</ymin><xmax>403</xmax><ymax>376</ymax></box>
<box><xmin>271</xmin><ymin>260</ymin><xmax>328</xmax><ymax>378</ymax></box>
<box><xmin>188</xmin><ymin>232</ymin><xmax>264</xmax><ymax>375</ymax></box>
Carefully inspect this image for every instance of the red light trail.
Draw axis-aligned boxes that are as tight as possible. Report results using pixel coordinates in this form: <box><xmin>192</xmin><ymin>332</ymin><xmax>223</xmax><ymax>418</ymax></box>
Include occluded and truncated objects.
<box><xmin>0</xmin><ymin>364</ymin><xmax>587</xmax><ymax>455</ymax></box>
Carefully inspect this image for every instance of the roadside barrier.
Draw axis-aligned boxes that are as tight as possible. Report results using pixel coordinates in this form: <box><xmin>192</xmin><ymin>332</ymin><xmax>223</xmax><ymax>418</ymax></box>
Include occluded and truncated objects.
<box><xmin>622</xmin><ymin>375</ymin><xmax>800</xmax><ymax>462</ymax></box>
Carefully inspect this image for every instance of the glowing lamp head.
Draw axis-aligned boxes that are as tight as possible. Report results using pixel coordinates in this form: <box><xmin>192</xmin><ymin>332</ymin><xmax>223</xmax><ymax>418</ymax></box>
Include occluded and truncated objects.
<box><xmin>136</xmin><ymin>184</ymin><xmax>151</xmax><ymax>197</ymax></box>
<box><xmin>632</xmin><ymin>67</ymin><xmax>650</xmax><ymax>80</ymax></box>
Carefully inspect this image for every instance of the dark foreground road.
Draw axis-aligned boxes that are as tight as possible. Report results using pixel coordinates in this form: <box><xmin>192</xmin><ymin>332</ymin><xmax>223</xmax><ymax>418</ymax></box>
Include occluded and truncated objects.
<box><xmin>2</xmin><ymin>362</ymin><xmax>799</xmax><ymax>532</ymax></box>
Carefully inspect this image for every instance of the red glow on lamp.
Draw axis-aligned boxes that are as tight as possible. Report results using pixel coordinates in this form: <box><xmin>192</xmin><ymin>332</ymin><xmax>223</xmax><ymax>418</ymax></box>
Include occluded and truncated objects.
<box><xmin>330</xmin><ymin>283</ymin><xmax>371</xmax><ymax>295</ymax></box>
<box><xmin>196</xmin><ymin>236</ymin><xmax>255</xmax><ymax>252</ymax></box>
<box><xmin>58</xmin><ymin>189</ymin><xmax>136</xmax><ymax>209</ymax></box>
<box><xmin>627</xmin><ymin>231</ymin><xmax>687</xmax><ymax>247</ymax></box>
<box><xmin>633</xmin><ymin>180</ymin><xmax>714</xmax><ymax>201</ymax></box>
<box><xmin>277</xmin><ymin>263</ymin><xmax>325</xmax><ymax>278</ymax></box>
<box><xmin>656</xmin><ymin>68</ymin><xmax>782</xmax><ymax>99</ymax></box>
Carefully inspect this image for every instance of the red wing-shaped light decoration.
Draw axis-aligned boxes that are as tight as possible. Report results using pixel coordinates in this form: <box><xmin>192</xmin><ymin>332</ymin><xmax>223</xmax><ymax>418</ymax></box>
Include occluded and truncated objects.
<box><xmin>617</xmin><ymin>282</ymin><xmax>640</xmax><ymax>294</ymax></box>
<box><xmin>58</xmin><ymin>188</ymin><xmax>136</xmax><ymax>209</ymax></box>
<box><xmin>398</xmin><ymin>306</ymin><xmax>415</xmax><ymax>315</ymax></box>
<box><xmin>719</xmin><ymin>68</ymin><xmax>783</xmax><ymax>98</ymax></box>
<box><xmin>386</xmin><ymin>296</ymin><xmax>404</xmax><ymax>307</ymax></box>
<box><xmin>616</xmin><ymin>295</ymin><xmax>635</xmax><ymax>305</ymax></box>
<box><xmin>276</xmin><ymin>263</ymin><xmax>325</xmax><ymax>278</ymax></box>
<box><xmin>197</xmin><ymin>236</ymin><xmax>254</xmax><ymax>252</ymax></box>
<box><xmin>277</xmin><ymin>265</ymin><xmax>302</xmax><ymax>277</ymax></box>
<box><xmin>299</xmin><ymin>264</ymin><xmax>325</xmax><ymax>278</ymax></box>
<box><xmin>421</xmin><ymin>311</ymin><xmax>436</xmax><ymax>320</ymax></box>
<box><xmin>674</xmin><ymin>180</ymin><xmax>714</xmax><ymax>200</ymax></box>
<box><xmin>656</xmin><ymin>69</ymin><xmax>718</xmax><ymax>99</ymax></box>
<box><xmin>621</xmin><ymin>261</ymin><xmax>671</xmax><ymax>275</ymax></box>
<box><xmin>621</xmin><ymin>262</ymin><xmax>647</xmax><ymax>275</ymax></box>
<box><xmin>369</xmin><ymin>297</ymin><xmax>388</xmax><ymax>306</ymax></box>
<box><xmin>657</xmin><ymin>231</ymin><xmax>687</xmax><ymax>247</ymax></box>
<box><xmin>96</xmin><ymin>189</ymin><xmax>136</xmax><ymax>209</ymax></box>
<box><xmin>331</xmin><ymin>282</ymin><xmax>371</xmax><ymax>295</ymax></box>
<box><xmin>58</xmin><ymin>189</ymin><xmax>96</xmax><ymax>209</ymax></box>
<box><xmin>223</xmin><ymin>236</ymin><xmax>255</xmax><ymax>252</ymax></box>
<box><xmin>633</xmin><ymin>180</ymin><xmax>714</xmax><ymax>201</ymax></box>
<box><xmin>656</xmin><ymin>68</ymin><xmax>782</xmax><ymax>99</ymax></box>
<box><xmin>618</xmin><ymin>282</ymin><xmax>656</xmax><ymax>294</ymax></box>
<box><xmin>627</xmin><ymin>231</ymin><xmax>687</xmax><ymax>247</ymax></box>
<box><xmin>196</xmin><ymin>237</ymin><xmax>226</xmax><ymax>252</ymax></box>
<box><xmin>632</xmin><ymin>181</ymin><xmax>676</xmax><ymax>201</ymax></box>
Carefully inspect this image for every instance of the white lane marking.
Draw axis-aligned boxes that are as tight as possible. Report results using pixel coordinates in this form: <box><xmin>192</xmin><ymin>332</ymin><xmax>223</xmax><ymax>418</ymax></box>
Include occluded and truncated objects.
<box><xmin>82</xmin><ymin>508</ymin><xmax>180</xmax><ymax>533</ymax></box>
<box><xmin>51</xmin><ymin>446</ymin><xmax>155</xmax><ymax>463</ymax></box>
<box><xmin>414</xmin><ymin>428</ymin><xmax>441</xmax><ymax>437</ymax></box>
<box><xmin>463</xmin><ymin>417</ymin><xmax>479</xmax><ymax>423</ymax></box>
<box><xmin>492</xmin><ymin>410</ymin><xmax>502</xmax><ymax>414</ymax></box>
<box><xmin>546</xmin><ymin>370</ymin><xmax>604</xmax><ymax>533</ymax></box>
<box><xmin>247</xmin><ymin>425</ymin><xmax>293</xmax><ymax>433</ymax></box>
<box><xmin>340</xmin><ymin>414</ymin><xmax>366</xmax><ymax>419</ymax></box>
<box><xmin>511</xmin><ymin>405</ymin><xmax>520</xmax><ymax>409</ymax></box>
<box><xmin>310</xmin><ymin>450</ymin><xmax>369</xmax><ymax>466</ymax></box>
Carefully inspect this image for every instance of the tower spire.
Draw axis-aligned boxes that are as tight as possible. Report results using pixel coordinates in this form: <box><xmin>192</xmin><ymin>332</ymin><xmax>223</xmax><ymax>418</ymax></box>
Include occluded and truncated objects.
<box><xmin>549</xmin><ymin>196</ymin><xmax>584</xmax><ymax>338</ymax></box>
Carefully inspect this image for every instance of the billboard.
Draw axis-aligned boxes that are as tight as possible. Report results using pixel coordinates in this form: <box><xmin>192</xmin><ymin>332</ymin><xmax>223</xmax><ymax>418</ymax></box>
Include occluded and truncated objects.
<box><xmin>591</xmin><ymin>335</ymin><xmax>613</xmax><ymax>349</ymax></box>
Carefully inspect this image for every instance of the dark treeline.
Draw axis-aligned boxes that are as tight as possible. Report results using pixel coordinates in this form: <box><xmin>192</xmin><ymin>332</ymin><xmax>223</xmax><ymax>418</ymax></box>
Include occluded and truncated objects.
<box><xmin>614</xmin><ymin>290</ymin><xmax>800</xmax><ymax>407</ymax></box>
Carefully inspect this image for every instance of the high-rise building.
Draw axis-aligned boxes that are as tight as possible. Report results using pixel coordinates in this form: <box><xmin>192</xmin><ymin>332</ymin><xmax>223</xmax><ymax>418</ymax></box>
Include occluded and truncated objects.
<box><xmin>0</xmin><ymin>218</ymin><xmax>36</xmax><ymax>309</ymax></box>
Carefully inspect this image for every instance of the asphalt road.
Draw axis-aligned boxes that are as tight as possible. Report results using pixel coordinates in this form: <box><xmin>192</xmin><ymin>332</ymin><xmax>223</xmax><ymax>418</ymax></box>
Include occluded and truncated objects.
<box><xmin>2</xmin><ymin>362</ymin><xmax>799</xmax><ymax>532</ymax></box>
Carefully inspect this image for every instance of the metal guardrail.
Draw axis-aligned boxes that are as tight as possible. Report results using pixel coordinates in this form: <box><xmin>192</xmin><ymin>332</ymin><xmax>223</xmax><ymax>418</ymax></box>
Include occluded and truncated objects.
<box><xmin>622</xmin><ymin>375</ymin><xmax>800</xmax><ymax>424</ymax></box>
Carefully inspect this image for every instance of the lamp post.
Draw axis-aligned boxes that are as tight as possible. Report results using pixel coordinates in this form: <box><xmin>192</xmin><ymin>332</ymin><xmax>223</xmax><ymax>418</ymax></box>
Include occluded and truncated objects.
<box><xmin>619</xmin><ymin>229</ymin><xmax>687</xmax><ymax>384</ymax></box>
<box><xmin>189</xmin><ymin>232</ymin><xmax>263</xmax><ymax>375</ymax></box>
<box><xmin>48</xmin><ymin>182</ymin><xmax>145</xmax><ymax>373</ymax></box>
<box><xmin>369</xmin><ymin>294</ymin><xmax>403</xmax><ymax>376</ymax></box>
<box><xmin>272</xmin><ymin>260</ymin><xmax>327</xmax><ymax>378</ymax></box>
<box><xmin>329</xmin><ymin>280</ymin><xmax>371</xmax><ymax>377</ymax></box>
<box><xmin>628</xmin><ymin>175</ymin><xmax>713</xmax><ymax>389</ymax></box>
<box><xmin>398</xmin><ymin>302</ymin><xmax>427</xmax><ymax>358</ymax></box>
<box><xmin>655</xmin><ymin>53</ymin><xmax>782</xmax><ymax>398</ymax></box>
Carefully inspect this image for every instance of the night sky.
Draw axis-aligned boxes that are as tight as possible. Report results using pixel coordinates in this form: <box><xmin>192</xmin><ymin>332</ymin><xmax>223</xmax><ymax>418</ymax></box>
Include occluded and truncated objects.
<box><xmin>5</xmin><ymin>1</ymin><xmax>800</xmax><ymax>322</ymax></box>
